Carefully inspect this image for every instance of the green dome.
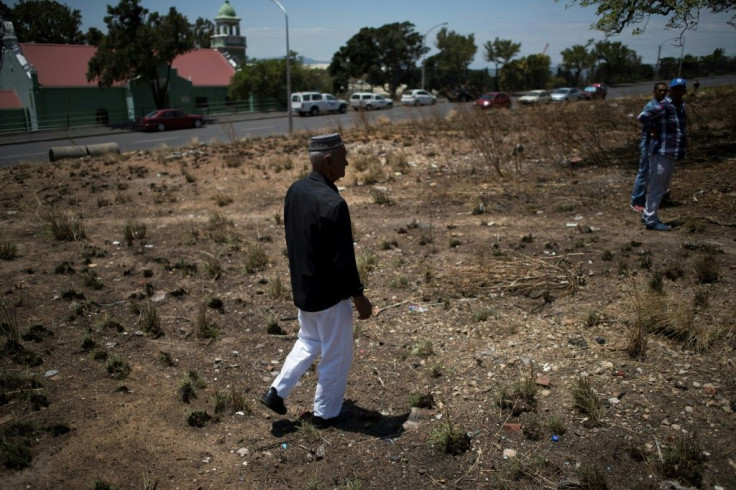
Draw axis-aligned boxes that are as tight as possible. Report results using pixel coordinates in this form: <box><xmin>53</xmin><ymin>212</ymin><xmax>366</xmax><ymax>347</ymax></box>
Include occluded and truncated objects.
<box><xmin>217</xmin><ymin>1</ymin><xmax>238</xmax><ymax>19</ymax></box>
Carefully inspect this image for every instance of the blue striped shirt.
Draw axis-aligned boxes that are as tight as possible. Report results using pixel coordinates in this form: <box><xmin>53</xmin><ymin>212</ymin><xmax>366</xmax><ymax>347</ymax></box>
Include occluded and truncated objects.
<box><xmin>638</xmin><ymin>96</ymin><xmax>687</xmax><ymax>160</ymax></box>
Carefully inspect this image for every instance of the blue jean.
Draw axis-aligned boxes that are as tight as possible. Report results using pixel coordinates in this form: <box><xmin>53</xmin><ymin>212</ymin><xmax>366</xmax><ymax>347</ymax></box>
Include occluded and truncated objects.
<box><xmin>630</xmin><ymin>136</ymin><xmax>649</xmax><ymax>206</ymax></box>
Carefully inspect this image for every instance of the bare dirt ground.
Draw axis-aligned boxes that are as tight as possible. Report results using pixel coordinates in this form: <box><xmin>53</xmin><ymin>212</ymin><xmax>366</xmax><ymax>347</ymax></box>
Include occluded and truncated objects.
<box><xmin>1</xmin><ymin>88</ymin><xmax>735</xmax><ymax>490</ymax></box>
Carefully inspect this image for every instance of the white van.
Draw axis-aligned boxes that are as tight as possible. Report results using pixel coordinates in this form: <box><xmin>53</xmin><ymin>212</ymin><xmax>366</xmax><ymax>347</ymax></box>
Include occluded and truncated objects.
<box><xmin>349</xmin><ymin>93</ymin><xmax>393</xmax><ymax>110</ymax></box>
<box><xmin>291</xmin><ymin>92</ymin><xmax>347</xmax><ymax>116</ymax></box>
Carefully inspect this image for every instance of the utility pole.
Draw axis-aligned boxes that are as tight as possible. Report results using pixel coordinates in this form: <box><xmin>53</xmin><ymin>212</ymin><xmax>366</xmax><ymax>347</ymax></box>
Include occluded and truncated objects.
<box><xmin>270</xmin><ymin>0</ymin><xmax>292</xmax><ymax>134</ymax></box>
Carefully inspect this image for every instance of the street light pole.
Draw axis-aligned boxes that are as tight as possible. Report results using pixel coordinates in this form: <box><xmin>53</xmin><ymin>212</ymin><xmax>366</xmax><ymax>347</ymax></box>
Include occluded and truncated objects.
<box><xmin>270</xmin><ymin>0</ymin><xmax>292</xmax><ymax>134</ymax></box>
<box><xmin>654</xmin><ymin>36</ymin><xmax>680</xmax><ymax>82</ymax></box>
<box><xmin>421</xmin><ymin>22</ymin><xmax>447</xmax><ymax>90</ymax></box>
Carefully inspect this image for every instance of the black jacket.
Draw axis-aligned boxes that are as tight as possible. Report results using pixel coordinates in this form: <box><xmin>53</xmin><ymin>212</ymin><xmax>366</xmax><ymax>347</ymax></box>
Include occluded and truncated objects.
<box><xmin>284</xmin><ymin>171</ymin><xmax>364</xmax><ymax>312</ymax></box>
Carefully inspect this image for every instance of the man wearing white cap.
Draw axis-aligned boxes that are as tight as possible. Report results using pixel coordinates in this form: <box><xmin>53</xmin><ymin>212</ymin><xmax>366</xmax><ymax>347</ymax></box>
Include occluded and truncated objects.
<box><xmin>637</xmin><ymin>78</ymin><xmax>688</xmax><ymax>231</ymax></box>
<box><xmin>261</xmin><ymin>133</ymin><xmax>373</xmax><ymax>428</ymax></box>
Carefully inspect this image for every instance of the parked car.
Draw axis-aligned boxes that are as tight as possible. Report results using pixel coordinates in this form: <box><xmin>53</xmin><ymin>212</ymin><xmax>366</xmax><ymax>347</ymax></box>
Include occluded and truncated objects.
<box><xmin>291</xmin><ymin>92</ymin><xmax>347</xmax><ymax>116</ymax></box>
<box><xmin>579</xmin><ymin>83</ymin><xmax>608</xmax><ymax>100</ymax></box>
<box><xmin>550</xmin><ymin>87</ymin><xmax>581</xmax><ymax>103</ymax></box>
<box><xmin>474</xmin><ymin>92</ymin><xmax>512</xmax><ymax>109</ymax></box>
<box><xmin>349</xmin><ymin>92</ymin><xmax>393</xmax><ymax>110</ymax></box>
<box><xmin>136</xmin><ymin>109</ymin><xmax>205</xmax><ymax>132</ymax></box>
<box><xmin>518</xmin><ymin>90</ymin><xmax>552</xmax><ymax>105</ymax></box>
<box><xmin>400</xmin><ymin>89</ymin><xmax>436</xmax><ymax>106</ymax></box>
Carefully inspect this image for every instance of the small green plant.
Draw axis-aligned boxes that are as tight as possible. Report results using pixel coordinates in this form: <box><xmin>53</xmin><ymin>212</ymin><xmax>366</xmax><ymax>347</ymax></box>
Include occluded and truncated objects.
<box><xmin>472</xmin><ymin>306</ymin><xmax>496</xmax><ymax>323</ymax></box>
<box><xmin>343</xmin><ymin>479</ymin><xmax>363</xmax><ymax>490</ymax></box>
<box><xmin>648</xmin><ymin>269</ymin><xmax>664</xmax><ymax>293</ymax></box>
<box><xmin>356</xmin><ymin>253</ymin><xmax>378</xmax><ymax>284</ymax></box>
<box><xmin>694</xmin><ymin>254</ymin><xmax>719</xmax><ymax>283</ymax></box>
<box><xmin>389</xmin><ymin>275</ymin><xmax>409</xmax><ymax>289</ymax></box>
<box><xmin>43</xmin><ymin>209</ymin><xmax>85</xmax><ymax>241</ymax></box>
<box><xmin>179</xmin><ymin>379</ymin><xmax>197</xmax><ymax>403</ymax></box>
<box><xmin>572</xmin><ymin>375</ymin><xmax>603</xmax><ymax>425</ymax></box>
<box><xmin>229</xmin><ymin>387</ymin><xmax>251</xmax><ymax>414</ymax></box>
<box><xmin>409</xmin><ymin>392</ymin><xmax>435</xmax><ymax>409</ymax></box>
<box><xmin>575</xmin><ymin>464</ymin><xmax>608</xmax><ymax>490</ymax></box>
<box><xmin>81</xmin><ymin>335</ymin><xmax>97</xmax><ymax>351</ymax></box>
<box><xmin>106</xmin><ymin>354</ymin><xmax>130</xmax><ymax>380</ymax></box>
<box><xmin>267</xmin><ymin>276</ymin><xmax>288</xmax><ymax>300</ymax></box>
<box><xmin>123</xmin><ymin>220</ymin><xmax>146</xmax><ymax>246</ymax></box>
<box><xmin>520</xmin><ymin>233</ymin><xmax>534</xmax><ymax>244</ymax></box>
<box><xmin>429</xmin><ymin>363</ymin><xmax>444</xmax><ymax>378</ymax></box>
<box><xmin>141</xmin><ymin>471</ymin><xmax>159</xmax><ymax>490</ymax></box>
<box><xmin>370</xmin><ymin>189</ymin><xmax>393</xmax><ymax>205</ymax></box>
<box><xmin>601</xmin><ymin>250</ymin><xmax>614</xmax><ymax>261</ymax></box>
<box><xmin>265</xmin><ymin>313</ymin><xmax>285</xmax><ymax>335</ymax></box>
<box><xmin>212</xmin><ymin>390</ymin><xmax>232</xmax><ymax>414</ymax></box>
<box><xmin>546</xmin><ymin>415</ymin><xmax>566</xmax><ymax>436</ymax></box>
<box><xmin>380</xmin><ymin>239</ymin><xmax>399</xmax><ymax>250</ymax></box>
<box><xmin>187</xmin><ymin>410</ymin><xmax>213</xmax><ymax>427</ymax></box>
<box><xmin>0</xmin><ymin>240</ymin><xmax>17</xmax><ymax>260</ymax></box>
<box><xmin>418</xmin><ymin>233</ymin><xmax>433</xmax><ymax>246</ymax></box>
<box><xmin>298</xmin><ymin>420</ymin><xmax>323</xmax><ymax>444</ymax></box>
<box><xmin>203</xmin><ymin>253</ymin><xmax>224</xmax><ymax>280</ymax></box>
<box><xmin>243</xmin><ymin>242</ymin><xmax>269</xmax><ymax>274</ymax></box>
<box><xmin>93</xmin><ymin>479</ymin><xmax>118</xmax><ymax>490</ymax></box>
<box><xmin>93</xmin><ymin>350</ymin><xmax>108</xmax><ymax>361</ymax></box>
<box><xmin>408</xmin><ymin>340</ymin><xmax>433</xmax><ymax>358</ymax></box>
<box><xmin>0</xmin><ymin>304</ymin><xmax>21</xmax><ymax>345</ymax></box>
<box><xmin>139</xmin><ymin>301</ymin><xmax>163</xmax><ymax>338</ymax></box>
<box><xmin>159</xmin><ymin>351</ymin><xmax>175</xmax><ymax>366</ymax></box>
<box><xmin>584</xmin><ymin>310</ymin><xmax>600</xmax><ymax>328</ymax></box>
<box><xmin>213</xmin><ymin>191</ymin><xmax>233</xmax><ymax>207</ymax></box>
<box><xmin>195</xmin><ymin>303</ymin><xmax>218</xmax><ymax>339</ymax></box>
<box><xmin>661</xmin><ymin>433</ymin><xmax>705</xmax><ymax>488</ymax></box>
<box><xmin>82</xmin><ymin>271</ymin><xmax>104</xmax><ymax>290</ymax></box>
<box><xmin>522</xmin><ymin>414</ymin><xmax>543</xmax><ymax>440</ymax></box>
<box><xmin>188</xmin><ymin>370</ymin><xmax>206</xmax><ymax>389</ymax></box>
<box><xmin>448</xmin><ymin>237</ymin><xmax>461</xmax><ymax>248</ymax></box>
<box><xmin>428</xmin><ymin>419</ymin><xmax>471</xmax><ymax>455</ymax></box>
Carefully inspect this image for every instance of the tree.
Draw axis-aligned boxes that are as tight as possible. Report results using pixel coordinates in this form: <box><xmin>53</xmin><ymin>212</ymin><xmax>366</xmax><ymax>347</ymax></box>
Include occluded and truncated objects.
<box><xmin>328</xmin><ymin>22</ymin><xmax>424</xmax><ymax>97</ymax></box>
<box><xmin>425</xmin><ymin>28</ymin><xmax>477</xmax><ymax>91</ymax></box>
<box><xmin>560</xmin><ymin>44</ymin><xmax>596</xmax><ymax>85</ymax></box>
<box><xmin>592</xmin><ymin>40</ymin><xmax>647</xmax><ymax>83</ymax></box>
<box><xmin>229</xmin><ymin>55</ymin><xmax>331</xmax><ymax>108</ymax></box>
<box><xmin>85</xmin><ymin>27</ymin><xmax>104</xmax><ymax>46</ymax></box>
<box><xmin>560</xmin><ymin>0</ymin><xmax>735</xmax><ymax>35</ymax></box>
<box><xmin>87</xmin><ymin>0</ymin><xmax>194</xmax><ymax>109</ymax></box>
<box><xmin>192</xmin><ymin>17</ymin><xmax>215</xmax><ymax>49</ymax></box>
<box><xmin>483</xmin><ymin>37</ymin><xmax>521</xmax><ymax>89</ymax></box>
<box><xmin>2</xmin><ymin>0</ymin><xmax>84</xmax><ymax>44</ymax></box>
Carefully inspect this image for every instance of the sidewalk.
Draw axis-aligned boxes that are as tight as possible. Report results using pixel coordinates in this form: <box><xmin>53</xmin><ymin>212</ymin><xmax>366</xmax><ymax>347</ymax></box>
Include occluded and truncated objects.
<box><xmin>0</xmin><ymin>110</ymin><xmax>286</xmax><ymax>147</ymax></box>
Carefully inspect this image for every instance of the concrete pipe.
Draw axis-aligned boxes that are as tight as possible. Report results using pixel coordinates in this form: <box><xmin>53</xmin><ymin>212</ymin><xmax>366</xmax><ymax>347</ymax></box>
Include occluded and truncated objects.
<box><xmin>48</xmin><ymin>145</ymin><xmax>88</xmax><ymax>162</ymax></box>
<box><xmin>86</xmin><ymin>142</ymin><xmax>120</xmax><ymax>157</ymax></box>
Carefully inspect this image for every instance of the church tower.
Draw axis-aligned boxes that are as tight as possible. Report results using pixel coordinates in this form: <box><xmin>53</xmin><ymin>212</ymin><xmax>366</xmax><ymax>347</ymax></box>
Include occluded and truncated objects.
<box><xmin>211</xmin><ymin>1</ymin><xmax>246</xmax><ymax>67</ymax></box>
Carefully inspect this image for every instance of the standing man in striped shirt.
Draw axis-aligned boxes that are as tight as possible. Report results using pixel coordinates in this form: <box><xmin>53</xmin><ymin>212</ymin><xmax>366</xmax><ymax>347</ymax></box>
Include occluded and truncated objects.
<box><xmin>637</xmin><ymin>78</ymin><xmax>688</xmax><ymax>231</ymax></box>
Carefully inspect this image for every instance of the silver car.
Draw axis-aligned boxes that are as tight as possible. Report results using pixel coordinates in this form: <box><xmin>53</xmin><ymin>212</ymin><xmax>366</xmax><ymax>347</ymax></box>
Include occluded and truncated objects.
<box><xmin>400</xmin><ymin>89</ymin><xmax>436</xmax><ymax>106</ymax></box>
<box><xmin>349</xmin><ymin>92</ymin><xmax>393</xmax><ymax>110</ymax></box>
<box><xmin>551</xmin><ymin>87</ymin><xmax>581</xmax><ymax>103</ymax></box>
<box><xmin>518</xmin><ymin>90</ymin><xmax>552</xmax><ymax>105</ymax></box>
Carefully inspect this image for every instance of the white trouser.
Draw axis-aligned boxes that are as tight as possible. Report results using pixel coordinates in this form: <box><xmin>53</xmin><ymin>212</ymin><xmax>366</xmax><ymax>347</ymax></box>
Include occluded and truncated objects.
<box><xmin>271</xmin><ymin>299</ymin><xmax>353</xmax><ymax>418</ymax></box>
<box><xmin>643</xmin><ymin>153</ymin><xmax>675</xmax><ymax>226</ymax></box>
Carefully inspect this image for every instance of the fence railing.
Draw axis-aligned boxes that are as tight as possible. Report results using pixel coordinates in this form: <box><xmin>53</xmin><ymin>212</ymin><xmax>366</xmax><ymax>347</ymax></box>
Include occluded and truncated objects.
<box><xmin>0</xmin><ymin>97</ymin><xmax>286</xmax><ymax>135</ymax></box>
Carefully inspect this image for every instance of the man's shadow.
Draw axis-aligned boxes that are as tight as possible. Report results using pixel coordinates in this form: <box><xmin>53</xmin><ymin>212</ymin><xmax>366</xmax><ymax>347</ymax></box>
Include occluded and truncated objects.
<box><xmin>271</xmin><ymin>400</ymin><xmax>409</xmax><ymax>439</ymax></box>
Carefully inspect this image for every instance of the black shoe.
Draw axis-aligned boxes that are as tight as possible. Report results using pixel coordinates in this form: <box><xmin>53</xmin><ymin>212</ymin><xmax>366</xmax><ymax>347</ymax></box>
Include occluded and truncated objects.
<box><xmin>260</xmin><ymin>387</ymin><xmax>287</xmax><ymax>415</ymax></box>
<box><xmin>300</xmin><ymin>410</ymin><xmax>348</xmax><ymax>429</ymax></box>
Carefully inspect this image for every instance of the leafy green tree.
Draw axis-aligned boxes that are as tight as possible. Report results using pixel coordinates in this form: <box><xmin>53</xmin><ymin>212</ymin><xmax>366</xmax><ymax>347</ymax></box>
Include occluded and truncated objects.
<box><xmin>559</xmin><ymin>0</ymin><xmax>734</xmax><ymax>35</ymax></box>
<box><xmin>85</xmin><ymin>27</ymin><xmax>104</xmax><ymax>46</ymax></box>
<box><xmin>2</xmin><ymin>0</ymin><xmax>84</xmax><ymax>43</ymax></box>
<box><xmin>328</xmin><ymin>22</ymin><xmax>424</xmax><ymax>97</ymax></box>
<box><xmin>192</xmin><ymin>17</ymin><xmax>215</xmax><ymax>49</ymax></box>
<box><xmin>87</xmin><ymin>0</ymin><xmax>194</xmax><ymax>109</ymax></box>
<box><xmin>592</xmin><ymin>40</ymin><xmax>647</xmax><ymax>83</ymax></box>
<box><xmin>560</xmin><ymin>44</ymin><xmax>596</xmax><ymax>85</ymax></box>
<box><xmin>424</xmin><ymin>28</ymin><xmax>477</xmax><ymax>91</ymax></box>
<box><xmin>229</xmin><ymin>56</ymin><xmax>332</xmax><ymax>108</ymax></box>
<box><xmin>483</xmin><ymin>37</ymin><xmax>521</xmax><ymax>90</ymax></box>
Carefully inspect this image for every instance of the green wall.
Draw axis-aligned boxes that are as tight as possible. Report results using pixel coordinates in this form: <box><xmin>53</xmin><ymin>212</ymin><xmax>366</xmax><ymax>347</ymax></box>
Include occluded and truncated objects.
<box><xmin>35</xmin><ymin>86</ymin><xmax>128</xmax><ymax>129</ymax></box>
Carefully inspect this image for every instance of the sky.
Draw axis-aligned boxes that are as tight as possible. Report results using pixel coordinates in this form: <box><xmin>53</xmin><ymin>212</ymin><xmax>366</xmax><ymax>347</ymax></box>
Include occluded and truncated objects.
<box><xmin>10</xmin><ymin>0</ymin><xmax>736</xmax><ymax>69</ymax></box>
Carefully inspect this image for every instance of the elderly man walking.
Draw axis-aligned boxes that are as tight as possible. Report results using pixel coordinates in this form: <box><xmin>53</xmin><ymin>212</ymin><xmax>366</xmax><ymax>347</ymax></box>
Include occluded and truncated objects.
<box><xmin>638</xmin><ymin>78</ymin><xmax>688</xmax><ymax>231</ymax></box>
<box><xmin>261</xmin><ymin>133</ymin><xmax>372</xmax><ymax>428</ymax></box>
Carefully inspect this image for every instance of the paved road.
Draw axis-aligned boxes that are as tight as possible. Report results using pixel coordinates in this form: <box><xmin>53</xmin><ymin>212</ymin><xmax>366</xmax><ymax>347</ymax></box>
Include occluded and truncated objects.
<box><xmin>1</xmin><ymin>75</ymin><xmax>733</xmax><ymax>168</ymax></box>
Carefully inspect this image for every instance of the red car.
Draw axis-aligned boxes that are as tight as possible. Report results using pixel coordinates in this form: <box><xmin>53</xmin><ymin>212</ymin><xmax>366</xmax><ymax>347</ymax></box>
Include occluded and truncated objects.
<box><xmin>579</xmin><ymin>83</ymin><xmax>608</xmax><ymax>100</ymax></box>
<box><xmin>136</xmin><ymin>109</ymin><xmax>205</xmax><ymax>131</ymax></box>
<box><xmin>474</xmin><ymin>92</ymin><xmax>512</xmax><ymax>109</ymax></box>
